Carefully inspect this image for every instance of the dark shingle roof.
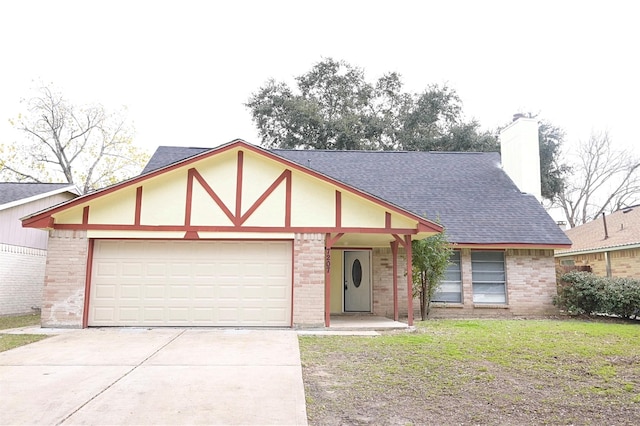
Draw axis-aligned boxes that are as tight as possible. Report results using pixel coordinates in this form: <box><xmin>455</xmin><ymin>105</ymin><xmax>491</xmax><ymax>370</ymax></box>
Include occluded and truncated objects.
<box><xmin>141</xmin><ymin>146</ymin><xmax>210</xmax><ymax>174</ymax></box>
<box><xmin>0</xmin><ymin>182</ymin><xmax>75</xmax><ymax>205</ymax></box>
<box><xmin>142</xmin><ymin>146</ymin><xmax>571</xmax><ymax>246</ymax></box>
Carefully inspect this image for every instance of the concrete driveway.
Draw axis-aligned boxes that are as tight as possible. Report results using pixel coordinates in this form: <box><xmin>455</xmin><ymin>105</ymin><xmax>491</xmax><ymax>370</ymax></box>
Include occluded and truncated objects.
<box><xmin>0</xmin><ymin>328</ymin><xmax>308</xmax><ymax>425</ymax></box>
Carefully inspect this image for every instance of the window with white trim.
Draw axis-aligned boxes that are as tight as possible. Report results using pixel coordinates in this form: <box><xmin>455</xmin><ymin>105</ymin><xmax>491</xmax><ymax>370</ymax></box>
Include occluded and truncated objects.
<box><xmin>471</xmin><ymin>251</ymin><xmax>506</xmax><ymax>304</ymax></box>
<box><xmin>432</xmin><ymin>250</ymin><xmax>462</xmax><ymax>303</ymax></box>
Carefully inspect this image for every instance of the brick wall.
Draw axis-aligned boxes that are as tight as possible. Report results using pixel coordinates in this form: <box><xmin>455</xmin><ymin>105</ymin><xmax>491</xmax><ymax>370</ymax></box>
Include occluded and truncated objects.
<box><xmin>431</xmin><ymin>248</ymin><xmax>558</xmax><ymax>318</ymax></box>
<box><xmin>292</xmin><ymin>233</ymin><xmax>325</xmax><ymax>327</ymax></box>
<box><xmin>372</xmin><ymin>247</ymin><xmax>408</xmax><ymax>317</ymax></box>
<box><xmin>373</xmin><ymin>247</ymin><xmax>560</xmax><ymax>319</ymax></box>
<box><xmin>0</xmin><ymin>243</ymin><xmax>46</xmax><ymax>315</ymax></box>
<box><xmin>557</xmin><ymin>248</ymin><xmax>640</xmax><ymax>279</ymax></box>
<box><xmin>504</xmin><ymin>249</ymin><xmax>558</xmax><ymax>316</ymax></box>
<box><xmin>41</xmin><ymin>230</ymin><xmax>89</xmax><ymax>328</ymax></box>
<box><xmin>610</xmin><ymin>248</ymin><xmax>640</xmax><ymax>277</ymax></box>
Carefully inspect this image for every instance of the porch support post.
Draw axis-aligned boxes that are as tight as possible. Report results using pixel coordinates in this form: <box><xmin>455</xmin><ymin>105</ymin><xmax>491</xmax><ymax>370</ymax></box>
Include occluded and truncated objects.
<box><xmin>405</xmin><ymin>234</ymin><xmax>414</xmax><ymax>326</ymax></box>
<box><xmin>390</xmin><ymin>240</ymin><xmax>399</xmax><ymax>321</ymax></box>
<box><xmin>324</xmin><ymin>233</ymin><xmax>344</xmax><ymax>327</ymax></box>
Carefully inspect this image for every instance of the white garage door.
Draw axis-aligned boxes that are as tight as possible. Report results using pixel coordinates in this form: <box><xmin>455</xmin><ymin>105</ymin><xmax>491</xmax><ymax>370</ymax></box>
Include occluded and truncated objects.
<box><xmin>88</xmin><ymin>240</ymin><xmax>292</xmax><ymax>327</ymax></box>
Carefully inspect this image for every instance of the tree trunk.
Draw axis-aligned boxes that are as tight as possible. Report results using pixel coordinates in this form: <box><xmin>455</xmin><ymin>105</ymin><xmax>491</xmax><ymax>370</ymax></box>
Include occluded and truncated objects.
<box><xmin>420</xmin><ymin>279</ymin><xmax>427</xmax><ymax>321</ymax></box>
<box><xmin>425</xmin><ymin>279</ymin><xmax>432</xmax><ymax>318</ymax></box>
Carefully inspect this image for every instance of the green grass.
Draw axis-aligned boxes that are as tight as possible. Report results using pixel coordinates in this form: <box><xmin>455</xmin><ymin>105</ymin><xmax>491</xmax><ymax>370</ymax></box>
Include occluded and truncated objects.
<box><xmin>0</xmin><ymin>313</ymin><xmax>48</xmax><ymax>352</ymax></box>
<box><xmin>299</xmin><ymin>319</ymin><xmax>640</xmax><ymax>425</ymax></box>
<box><xmin>0</xmin><ymin>313</ymin><xmax>41</xmax><ymax>330</ymax></box>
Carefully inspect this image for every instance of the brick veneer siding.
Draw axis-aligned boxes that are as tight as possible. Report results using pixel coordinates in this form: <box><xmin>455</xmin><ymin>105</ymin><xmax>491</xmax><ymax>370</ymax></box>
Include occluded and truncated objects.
<box><xmin>556</xmin><ymin>248</ymin><xmax>640</xmax><ymax>279</ymax></box>
<box><xmin>292</xmin><ymin>233</ymin><xmax>325</xmax><ymax>327</ymax></box>
<box><xmin>41</xmin><ymin>230</ymin><xmax>89</xmax><ymax>328</ymax></box>
<box><xmin>0</xmin><ymin>244</ymin><xmax>46</xmax><ymax>315</ymax></box>
<box><xmin>372</xmin><ymin>247</ymin><xmax>409</xmax><ymax>317</ymax></box>
<box><xmin>373</xmin><ymin>247</ymin><xmax>560</xmax><ymax>319</ymax></box>
<box><xmin>503</xmin><ymin>249</ymin><xmax>558</xmax><ymax>316</ymax></box>
<box><xmin>431</xmin><ymin>248</ymin><xmax>558</xmax><ymax>318</ymax></box>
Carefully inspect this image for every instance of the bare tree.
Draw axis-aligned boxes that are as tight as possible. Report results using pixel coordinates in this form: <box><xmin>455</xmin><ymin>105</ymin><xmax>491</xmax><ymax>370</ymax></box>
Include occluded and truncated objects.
<box><xmin>555</xmin><ymin>131</ymin><xmax>640</xmax><ymax>227</ymax></box>
<box><xmin>0</xmin><ymin>85</ymin><xmax>148</xmax><ymax>193</ymax></box>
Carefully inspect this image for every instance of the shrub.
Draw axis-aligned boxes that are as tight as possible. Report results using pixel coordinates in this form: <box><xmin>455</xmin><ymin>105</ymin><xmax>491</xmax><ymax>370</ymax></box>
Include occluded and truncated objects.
<box><xmin>600</xmin><ymin>278</ymin><xmax>640</xmax><ymax>319</ymax></box>
<box><xmin>555</xmin><ymin>271</ymin><xmax>640</xmax><ymax>319</ymax></box>
<box><xmin>555</xmin><ymin>271</ymin><xmax>605</xmax><ymax>315</ymax></box>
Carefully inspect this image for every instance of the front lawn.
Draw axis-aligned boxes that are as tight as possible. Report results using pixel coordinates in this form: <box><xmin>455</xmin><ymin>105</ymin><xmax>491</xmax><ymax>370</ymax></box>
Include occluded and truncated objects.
<box><xmin>0</xmin><ymin>313</ymin><xmax>48</xmax><ymax>352</ymax></box>
<box><xmin>299</xmin><ymin>319</ymin><xmax>640</xmax><ymax>425</ymax></box>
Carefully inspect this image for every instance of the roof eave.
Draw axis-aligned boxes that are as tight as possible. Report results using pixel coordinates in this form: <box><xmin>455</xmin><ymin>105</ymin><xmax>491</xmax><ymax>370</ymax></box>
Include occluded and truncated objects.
<box><xmin>555</xmin><ymin>242</ymin><xmax>640</xmax><ymax>257</ymax></box>
<box><xmin>1</xmin><ymin>184</ymin><xmax>80</xmax><ymax>212</ymax></box>
<box><xmin>22</xmin><ymin>140</ymin><xmax>443</xmax><ymax>234</ymax></box>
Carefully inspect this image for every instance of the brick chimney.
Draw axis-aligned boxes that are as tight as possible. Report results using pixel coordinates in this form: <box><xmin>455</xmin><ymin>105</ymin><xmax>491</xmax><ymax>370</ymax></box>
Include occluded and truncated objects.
<box><xmin>499</xmin><ymin>115</ymin><xmax>541</xmax><ymax>202</ymax></box>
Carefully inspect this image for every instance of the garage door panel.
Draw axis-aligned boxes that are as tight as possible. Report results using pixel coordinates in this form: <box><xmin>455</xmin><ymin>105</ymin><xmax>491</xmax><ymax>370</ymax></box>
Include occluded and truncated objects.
<box><xmin>119</xmin><ymin>307</ymin><xmax>142</xmax><ymax>322</ymax></box>
<box><xmin>89</xmin><ymin>240</ymin><xmax>292</xmax><ymax>327</ymax></box>
<box><xmin>119</xmin><ymin>284</ymin><xmax>141</xmax><ymax>299</ymax></box>
<box><xmin>94</xmin><ymin>284</ymin><xmax>116</xmax><ymax>299</ymax></box>
<box><xmin>193</xmin><ymin>285</ymin><xmax>216</xmax><ymax>299</ymax></box>
<box><xmin>144</xmin><ymin>285</ymin><xmax>165</xmax><ymax>299</ymax></box>
<box><xmin>93</xmin><ymin>307</ymin><xmax>115</xmax><ymax>322</ymax></box>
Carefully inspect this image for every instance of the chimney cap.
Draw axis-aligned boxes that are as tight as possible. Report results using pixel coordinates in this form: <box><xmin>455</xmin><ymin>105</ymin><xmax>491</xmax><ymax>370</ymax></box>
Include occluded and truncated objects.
<box><xmin>512</xmin><ymin>113</ymin><xmax>526</xmax><ymax>122</ymax></box>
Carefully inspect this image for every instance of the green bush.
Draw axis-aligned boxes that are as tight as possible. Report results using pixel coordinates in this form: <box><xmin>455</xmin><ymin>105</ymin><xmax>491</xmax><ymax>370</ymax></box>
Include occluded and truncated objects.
<box><xmin>600</xmin><ymin>278</ymin><xmax>640</xmax><ymax>319</ymax></box>
<box><xmin>555</xmin><ymin>271</ymin><xmax>640</xmax><ymax>319</ymax></box>
<box><xmin>555</xmin><ymin>271</ymin><xmax>604</xmax><ymax>315</ymax></box>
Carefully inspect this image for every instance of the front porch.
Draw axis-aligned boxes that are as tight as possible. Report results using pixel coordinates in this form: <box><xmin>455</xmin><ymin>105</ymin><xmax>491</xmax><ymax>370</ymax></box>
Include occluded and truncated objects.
<box><xmin>297</xmin><ymin>314</ymin><xmax>411</xmax><ymax>335</ymax></box>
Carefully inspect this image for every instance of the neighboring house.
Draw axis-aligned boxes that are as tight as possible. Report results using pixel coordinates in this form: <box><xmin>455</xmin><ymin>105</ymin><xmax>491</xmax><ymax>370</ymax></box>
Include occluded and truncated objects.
<box><xmin>22</xmin><ymin>117</ymin><xmax>571</xmax><ymax>328</ymax></box>
<box><xmin>556</xmin><ymin>206</ymin><xmax>640</xmax><ymax>278</ymax></box>
<box><xmin>0</xmin><ymin>183</ymin><xmax>79</xmax><ymax>315</ymax></box>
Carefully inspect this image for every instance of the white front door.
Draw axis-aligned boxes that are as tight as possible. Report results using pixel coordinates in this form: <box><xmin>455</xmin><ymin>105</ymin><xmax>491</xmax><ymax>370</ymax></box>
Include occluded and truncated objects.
<box><xmin>343</xmin><ymin>250</ymin><xmax>371</xmax><ymax>312</ymax></box>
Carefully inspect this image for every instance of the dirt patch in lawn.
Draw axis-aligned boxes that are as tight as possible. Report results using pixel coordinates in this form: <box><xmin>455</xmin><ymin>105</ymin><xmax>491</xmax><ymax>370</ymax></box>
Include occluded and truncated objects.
<box><xmin>299</xmin><ymin>319</ymin><xmax>640</xmax><ymax>425</ymax></box>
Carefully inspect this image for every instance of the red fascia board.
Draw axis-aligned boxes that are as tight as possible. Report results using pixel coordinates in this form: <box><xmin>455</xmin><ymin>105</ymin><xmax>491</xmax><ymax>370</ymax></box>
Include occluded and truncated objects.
<box><xmin>242</xmin><ymin>144</ymin><xmax>443</xmax><ymax>233</ymax></box>
<box><xmin>22</xmin><ymin>144</ymin><xmax>234</xmax><ymax>227</ymax></box>
<box><xmin>52</xmin><ymin>223</ymin><xmax>423</xmax><ymax>234</ymax></box>
<box><xmin>22</xmin><ymin>215</ymin><xmax>54</xmax><ymax>229</ymax></box>
<box><xmin>21</xmin><ymin>140</ymin><xmax>441</xmax><ymax>233</ymax></box>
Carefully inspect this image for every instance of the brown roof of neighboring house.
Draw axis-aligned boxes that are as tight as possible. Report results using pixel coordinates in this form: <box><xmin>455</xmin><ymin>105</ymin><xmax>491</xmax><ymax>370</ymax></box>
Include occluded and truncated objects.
<box><xmin>557</xmin><ymin>206</ymin><xmax>640</xmax><ymax>255</ymax></box>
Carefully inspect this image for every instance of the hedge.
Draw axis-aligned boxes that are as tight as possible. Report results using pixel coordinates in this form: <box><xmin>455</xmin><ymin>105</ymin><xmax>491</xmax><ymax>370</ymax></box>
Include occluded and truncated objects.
<box><xmin>555</xmin><ymin>271</ymin><xmax>640</xmax><ymax>319</ymax></box>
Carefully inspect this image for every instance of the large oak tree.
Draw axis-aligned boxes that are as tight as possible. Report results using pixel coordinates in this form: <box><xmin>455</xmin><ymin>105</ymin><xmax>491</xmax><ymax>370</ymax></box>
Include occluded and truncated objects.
<box><xmin>246</xmin><ymin>58</ymin><xmax>497</xmax><ymax>152</ymax></box>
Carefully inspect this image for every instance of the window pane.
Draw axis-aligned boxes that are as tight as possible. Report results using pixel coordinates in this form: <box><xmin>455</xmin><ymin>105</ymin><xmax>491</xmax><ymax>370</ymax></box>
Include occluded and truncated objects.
<box><xmin>471</xmin><ymin>251</ymin><xmax>506</xmax><ymax>304</ymax></box>
<box><xmin>471</xmin><ymin>251</ymin><xmax>504</xmax><ymax>262</ymax></box>
<box><xmin>472</xmin><ymin>270</ymin><xmax>505</xmax><ymax>282</ymax></box>
<box><xmin>432</xmin><ymin>251</ymin><xmax>461</xmax><ymax>303</ymax></box>
<box><xmin>473</xmin><ymin>291</ymin><xmax>506</xmax><ymax>303</ymax></box>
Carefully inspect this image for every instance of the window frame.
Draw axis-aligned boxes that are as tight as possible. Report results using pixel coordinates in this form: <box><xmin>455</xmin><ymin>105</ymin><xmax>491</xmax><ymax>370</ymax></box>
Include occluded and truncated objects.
<box><xmin>471</xmin><ymin>250</ymin><xmax>507</xmax><ymax>304</ymax></box>
<box><xmin>431</xmin><ymin>250</ymin><xmax>462</xmax><ymax>303</ymax></box>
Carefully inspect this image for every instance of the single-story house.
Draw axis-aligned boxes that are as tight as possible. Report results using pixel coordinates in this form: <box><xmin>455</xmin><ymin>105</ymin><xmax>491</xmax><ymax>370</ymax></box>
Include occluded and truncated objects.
<box><xmin>1</xmin><ymin>183</ymin><xmax>79</xmax><ymax>315</ymax></box>
<box><xmin>556</xmin><ymin>206</ymin><xmax>640</xmax><ymax>278</ymax></box>
<box><xmin>22</xmin><ymin>117</ymin><xmax>571</xmax><ymax>328</ymax></box>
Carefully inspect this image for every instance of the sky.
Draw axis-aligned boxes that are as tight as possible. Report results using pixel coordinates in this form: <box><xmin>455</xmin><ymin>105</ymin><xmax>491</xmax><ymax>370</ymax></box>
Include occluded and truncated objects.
<box><xmin>1</xmin><ymin>0</ymin><xmax>638</xmax><ymax>157</ymax></box>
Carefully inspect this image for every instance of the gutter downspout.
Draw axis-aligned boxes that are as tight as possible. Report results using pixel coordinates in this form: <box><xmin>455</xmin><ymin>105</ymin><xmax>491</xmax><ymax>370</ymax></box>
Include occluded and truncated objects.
<box><xmin>605</xmin><ymin>251</ymin><xmax>612</xmax><ymax>278</ymax></box>
<box><xmin>602</xmin><ymin>213</ymin><xmax>611</xmax><ymax>277</ymax></box>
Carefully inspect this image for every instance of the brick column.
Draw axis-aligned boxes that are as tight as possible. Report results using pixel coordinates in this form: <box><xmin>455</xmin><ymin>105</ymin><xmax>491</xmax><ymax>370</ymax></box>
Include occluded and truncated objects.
<box><xmin>292</xmin><ymin>233</ymin><xmax>325</xmax><ymax>327</ymax></box>
<box><xmin>41</xmin><ymin>230</ymin><xmax>89</xmax><ymax>328</ymax></box>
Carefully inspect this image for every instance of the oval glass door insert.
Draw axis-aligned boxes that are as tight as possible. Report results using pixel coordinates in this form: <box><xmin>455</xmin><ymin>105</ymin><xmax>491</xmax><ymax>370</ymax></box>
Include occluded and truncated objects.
<box><xmin>352</xmin><ymin>259</ymin><xmax>362</xmax><ymax>288</ymax></box>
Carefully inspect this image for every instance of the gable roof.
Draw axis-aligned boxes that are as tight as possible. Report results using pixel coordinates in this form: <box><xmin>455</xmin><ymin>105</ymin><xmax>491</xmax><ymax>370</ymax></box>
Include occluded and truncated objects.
<box><xmin>141</xmin><ymin>146</ymin><xmax>209</xmax><ymax>174</ymax></box>
<box><xmin>143</xmin><ymin>146</ymin><xmax>571</xmax><ymax>247</ymax></box>
<box><xmin>556</xmin><ymin>206</ymin><xmax>640</xmax><ymax>255</ymax></box>
<box><xmin>22</xmin><ymin>141</ymin><xmax>442</xmax><ymax>238</ymax></box>
<box><xmin>0</xmin><ymin>182</ymin><xmax>79</xmax><ymax>211</ymax></box>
